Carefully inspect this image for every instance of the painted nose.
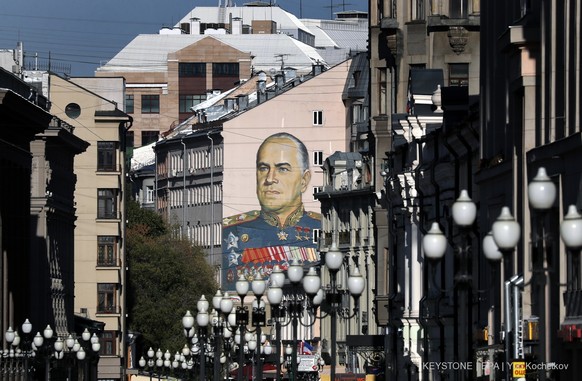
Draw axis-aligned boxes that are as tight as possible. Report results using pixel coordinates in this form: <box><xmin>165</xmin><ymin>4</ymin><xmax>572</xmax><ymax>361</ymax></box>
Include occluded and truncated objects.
<box><xmin>265</xmin><ymin>170</ymin><xmax>278</xmax><ymax>184</ymax></box>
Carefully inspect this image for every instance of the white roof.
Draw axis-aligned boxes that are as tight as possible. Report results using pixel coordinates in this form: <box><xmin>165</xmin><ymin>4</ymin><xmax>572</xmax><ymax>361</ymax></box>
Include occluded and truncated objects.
<box><xmin>97</xmin><ymin>34</ymin><xmax>325</xmax><ymax>75</ymax></box>
<box><xmin>301</xmin><ymin>18</ymin><xmax>368</xmax><ymax>51</ymax></box>
<box><xmin>176</xmin><ymin>6</ymin><xmax>310</xmax><ymax>34</ymax></box>
<box><xmin>130</xmin><ymin>143</ymin><xmax>155</xmax><ymax>172</ymax></box>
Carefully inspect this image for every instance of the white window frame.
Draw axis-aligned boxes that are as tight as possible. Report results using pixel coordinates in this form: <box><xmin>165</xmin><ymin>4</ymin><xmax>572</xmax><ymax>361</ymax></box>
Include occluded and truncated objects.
<box><xmin>312</xmin><ymin>110</ymin><xmax>323</xmax><ymax>126</ymax></box>
<box><xmin>313</xmin><ymin>151</ymin><xmax>323</xmax><ymax>166</ymax></box>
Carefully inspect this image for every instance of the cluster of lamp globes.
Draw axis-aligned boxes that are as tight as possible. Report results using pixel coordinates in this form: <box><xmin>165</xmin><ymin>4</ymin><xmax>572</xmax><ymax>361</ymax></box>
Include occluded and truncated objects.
<box><xmin>183</xmin><ymin>250</ymin><xmax>366</xmax><ymax>330</ymax></box>
<box><xmin>422</xmin><ymin>167</ymin><xmax>582</xmax><ymax>261</ymax></box>
<box><xmin>174</xmin><ymin>250</ymin><xmax>367</xmax><ymax>369</ymax></box>
<box><xmin>4</xmin><ymin>319</ymin><xmax>100</xmax><ymax>361</ymax></box>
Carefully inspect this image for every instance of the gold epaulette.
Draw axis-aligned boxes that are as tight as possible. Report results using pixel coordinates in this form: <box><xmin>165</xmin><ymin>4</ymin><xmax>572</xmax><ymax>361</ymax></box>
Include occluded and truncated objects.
<box><xmin>306</xmin><ymin>211</ymin><xmax>322</xmax><ymax>220</ymax></box>
<box><xmin>223</xmin><ymin>210</ymin><xmax>260</xmax><ymax>227</ymax></box>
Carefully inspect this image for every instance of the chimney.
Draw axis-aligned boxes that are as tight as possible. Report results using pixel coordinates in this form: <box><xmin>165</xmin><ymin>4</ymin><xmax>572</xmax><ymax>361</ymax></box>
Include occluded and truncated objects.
<box><xmin>275</xmin><ymin>73</ymin><xmax>285</xmax><ymax>92</ymax></box>
<box><xmin>257</xmin><ymin>79</ymin><xmax>267</xmax><ymax>104</ymax></box>
<box><xmin>190</xmin><ymin>18</ymin><xmax>201</xmax><ymax>35</ymax></box>
<box><xmin>236</xmin><ymin>94</ymin><xmax>249</xmax><ymax>110</ymax></box>
<box><xmin>224</xmin><ymin>98</ymin><xmax>236</xmax><ymax>111</ymax></box>
<box><xmin>312</xmin><ymin>64</ymin><xmax>323</xmax><ymax>76</ymax></box>
<box><xmin>231</xmin><ymin>17</ymin><xmax>243</xmax><ymax>35</ymax></box>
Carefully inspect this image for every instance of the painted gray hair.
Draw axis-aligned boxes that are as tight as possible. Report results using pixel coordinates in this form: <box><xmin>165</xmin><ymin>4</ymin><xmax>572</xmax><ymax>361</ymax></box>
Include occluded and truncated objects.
<box><xmin>257</xmin><ymin>132</ymin><xmax>310</xmax><ymax>172</ymax></box>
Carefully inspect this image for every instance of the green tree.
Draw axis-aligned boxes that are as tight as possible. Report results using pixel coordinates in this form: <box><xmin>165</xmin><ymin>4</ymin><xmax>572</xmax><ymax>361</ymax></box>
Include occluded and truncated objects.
<box><xmin>126</xmin><ymin>200</ymin><xmax>218</xmax><ymax>353</ymax></box>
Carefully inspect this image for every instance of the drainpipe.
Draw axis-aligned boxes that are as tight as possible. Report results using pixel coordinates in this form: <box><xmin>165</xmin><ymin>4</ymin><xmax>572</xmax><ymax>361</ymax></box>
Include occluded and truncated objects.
<box><xmin>207</xmin><ymin>132</ymin><xmax>215</xmax><ymax>272</ymax></box>
<box><xmin>181</xmin><ymin>138</ymin><xmax>187</xmax><ymax>240</ymax></box>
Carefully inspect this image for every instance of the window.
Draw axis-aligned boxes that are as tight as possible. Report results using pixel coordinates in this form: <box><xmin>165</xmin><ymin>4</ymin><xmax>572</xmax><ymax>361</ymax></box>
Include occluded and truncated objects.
<box><xmin>145</xmin><ymin>186</ymin><xmax>154</xmax><ymax>204</ymax></box>
<box><xmin>212</xmin><ymin>63</ymin><xmax>239</xmax><ymax>77</ymax></box>
<box><xmin>412</xmin><ymin>0</ymin><xmax>425</xmax><ymax>20</ymax></box>
<box><xmin>313</xmin><ymin>186</ymin><xmax>323</xmax><ymax>201</ymax></box>
<box><xmin>141</xmin><ymin>131</ymin><xmax>159</xmax><ymax>146</ymax></box>
<box><xmin>97</xmin><ymin>142</ymin><xmax>117</xmax><ymax>171</ymax></box>
<box><xmin>378</xmin><ymin>69</ymin><xmax>387</xmax><ymax>115</ymax></box>
<box><xmin>97</xmin><ymin>189</ymin><xmax>118</xmax><ymax>219</ymax></box>
<box><xmin>97</xmin><ymin>236</ymin><xmax>117</xmax><ymax>266</ymax></box>
<box><xmin>126</xmin><ymin>131</ymin><xmax>134</xmax><ymax>148</ymax></box>
<box><xmin>65</xmin><ymin>103</ymin><xmax>81</xmax><ymax>119</ymax></box>
<box><xmin>313</xmin><ymin>110</ymin><xmax>323</xmax><ymax>126</ymax></box>
<box><xmin>450</xmin><ymin>0</ymin><xmax>468</xmax><ymax>18</ymax></box>
<box><xmin>100</xmin><ymin>331</ymin><xmax>117</xmax><ymax>356</ymax></box>
<box><xmin>312</xmin><ymin>229</ymin><xmax>320</xmax><ymax>244</ymax></box>
<box><xmin>179</xmin><ymin>63</ymin><xmax>206</xmax><ymax>77</ymax></box>
<box><xmin>313</xmin><ymin>151</ymin><xmax>323</xmax><ymax>166</ymax></box>
<box><xmin>125</xmin><ymin>94</ymin><xmax>134</xmax><ymax>114</ymax></box>
<box><xmin>180</xmin><ymin>94</ymin><xmax>207</xmax><ymax>113</ymax></box>
<box><xmin>97</xmin><ymin>284</ymin><xmax>118</xmax><ymax>313</ymax></box>
<box><xmin>449</xmin><ymin>63</ymin><xmax>469</xmax><ymax>86</ymax></box>
<box><xmin>141</xmin><ymin>94</ymin><xmax>160</xmax><ymax>114</ymax></box>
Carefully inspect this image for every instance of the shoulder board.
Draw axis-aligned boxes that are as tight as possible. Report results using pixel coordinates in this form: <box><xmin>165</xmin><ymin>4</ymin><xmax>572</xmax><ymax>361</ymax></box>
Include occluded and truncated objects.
<box><xmin>306</xmin><ymin>211</ymin><xmax>322</xmax><ymax>220</ymax></box>
<box><xmin>223</xmin><ymin>210</ymin><xmax>261</xmax><ymax>227</ymax></box>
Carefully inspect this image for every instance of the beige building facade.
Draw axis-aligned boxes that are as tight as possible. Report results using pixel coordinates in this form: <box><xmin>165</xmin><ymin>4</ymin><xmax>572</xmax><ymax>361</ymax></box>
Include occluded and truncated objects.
<box><xmin>49</xmin><ymin>74</ymin><xmax>132</xmax><ymax>380</ymax></box>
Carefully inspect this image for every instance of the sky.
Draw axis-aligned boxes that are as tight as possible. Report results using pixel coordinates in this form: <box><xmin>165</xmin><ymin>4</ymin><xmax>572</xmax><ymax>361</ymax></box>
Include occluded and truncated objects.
<box><xmin>0</xmin><ymin>0</ymin><xmax>368</xmax><ymax>77</ymax></box>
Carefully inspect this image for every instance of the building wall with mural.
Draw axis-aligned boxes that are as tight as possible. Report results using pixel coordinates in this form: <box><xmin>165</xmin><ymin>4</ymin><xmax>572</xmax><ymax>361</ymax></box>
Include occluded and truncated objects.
<box><xmin>221</xmin><ymin>60</ymin><xmax>351</xmax><ymax>290</ymax></box>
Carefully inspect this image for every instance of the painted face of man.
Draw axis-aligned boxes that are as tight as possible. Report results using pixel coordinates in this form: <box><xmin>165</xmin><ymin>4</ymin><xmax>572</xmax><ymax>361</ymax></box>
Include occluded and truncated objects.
<box><xmin>256</xmin><ymin>137</ymin><xmax>311</xmax><ymax>218</ymax></box>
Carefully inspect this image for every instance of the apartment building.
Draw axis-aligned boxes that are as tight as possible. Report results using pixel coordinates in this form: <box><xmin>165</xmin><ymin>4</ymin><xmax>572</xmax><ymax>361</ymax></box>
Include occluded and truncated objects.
<box><xmin>47</xmin><ymin>74</ymin><xmax>132</xmax><ymax>380</ymax></box>
<box><xmin>370</xmin><ymin>1</ymin><xmax>480</xmax><ymax>379</ymax></box>
<box><xmin>95</xmin><ymin>4</ymin><xmax>366</xmax><ymax>150</ymax></box>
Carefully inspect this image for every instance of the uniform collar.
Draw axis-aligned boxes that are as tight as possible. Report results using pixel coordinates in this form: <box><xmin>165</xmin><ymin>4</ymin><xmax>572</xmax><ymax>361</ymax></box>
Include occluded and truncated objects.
<box><xmin>261</xmin><ymin>205</ymin><xmax>304</xmax><ymax>229</ymax></box>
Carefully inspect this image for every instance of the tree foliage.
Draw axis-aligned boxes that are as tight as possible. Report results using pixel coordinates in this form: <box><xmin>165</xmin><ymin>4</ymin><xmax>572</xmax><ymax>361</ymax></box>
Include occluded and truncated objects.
<box><xmin>126</xmin><ymin>200</ymin><xmax>218</xmax><ymax>353</ymax></box>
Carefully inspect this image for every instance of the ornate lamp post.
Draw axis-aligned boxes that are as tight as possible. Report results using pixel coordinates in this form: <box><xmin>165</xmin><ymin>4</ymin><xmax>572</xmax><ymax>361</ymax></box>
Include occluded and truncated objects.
<box><xmin>491</xmin><ymin>206</ymin><xmax>521</xmax><ymax>381</ymax></box>
<box><xmin>527</xmin><ymin>167</ymin><xmax>557</xmax><ymax>379</ymax></box>
<box><xmin>560</xmin><ymin>205</ymin><xmax>582</xmax><ymax>290</ymax></box>
<box><xmin>451</xmin><ymin>190</ymin><xmax>477</xmax><ymax>381</ymax></box>
<box><xmin>266</xmin><ymin>267</ymin><xmax>284</xmax><ymax>381</ymax></box>
<box><xmin>211</xmin><ymin>290</ymin><xmax>235</xmax><ymax>381</ymax></box>
<box><xmin>183</xmin><ymin>295</ymin><xmax>210</xmax><ymax>381</ymax></box>
<box><xmin>309</xmin><ymin>244</ymin><xmax>364</xmax><ymax>381</ymax></box>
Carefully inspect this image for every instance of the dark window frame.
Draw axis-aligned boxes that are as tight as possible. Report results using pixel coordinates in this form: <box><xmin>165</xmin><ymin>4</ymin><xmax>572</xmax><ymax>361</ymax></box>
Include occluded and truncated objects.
<box><xmin>97</xmin><ymin>189</ymin><xmax>118</xmax><ymax>219</ymax></box>
<box><xmin>97</xmin><ymin>142</ymin><xmax>117</xmax><ymax>171</ymax></box>
<box><xmin>449</xmin><ymin>63</ymin><xmax>469</xmax><ymax>87</ymax></box>
<box><xmin>212</xmin><ymin>63</ymin><xmax>239</xmax><ymax>77</ymax></box>
<box><xmin>97</xmin><ymin>236</ymin><xmax>118</xmax><ymax>266</ymax></box>
<box><xmin>141</xmin><ymin>131</ymin><xmax>159</xmax><ymax>146</ymax></box>
<box><xmin>125</xmin><ymin>94</ymin><xmax>134</xmax><ymax>114</ymax></box>
<box><xmin>179</xmin><ymin>94</ymin><xmax>207</xmax><ymax>113</ymax></box>
<box><xmin>179</xmin><ymin>63</ymin><xmax>206</xmax><ymax>77</ymax></box>
<box><xmin>100</xmin><ymin>331</ymin><xmax>117</xmax><ymax>356</ymax></box>
<box><xmin>97</xmin><ymin>283</ymin><xmax>118</xmax><ymax>314</ymax></box>
<box><xmin>141</xmin><ymin>94</ymin><xmax>160</xmax><ymax>114</ymax></box>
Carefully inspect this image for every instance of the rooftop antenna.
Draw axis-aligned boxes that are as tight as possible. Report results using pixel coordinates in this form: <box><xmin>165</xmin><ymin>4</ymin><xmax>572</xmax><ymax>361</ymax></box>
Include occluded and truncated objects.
<box><xmin>274</xmin><ymin>53</ymin><xmax>290</xmax><ymax>70</ymax></box>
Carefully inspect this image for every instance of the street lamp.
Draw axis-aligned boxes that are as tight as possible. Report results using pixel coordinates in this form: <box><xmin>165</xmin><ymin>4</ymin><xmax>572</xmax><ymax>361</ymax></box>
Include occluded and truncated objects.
<box><xmin>183</xmin><ymin>295</ymin><xmax>211</xmax><ymax>381</ymax></box>
<box><xmin>323</xmin><ymin>243</ymin><xmax>365</xmax><ymax>381</ymax></box>
<box><xmin>266</xmin><ymin>267</ymin><xmax>284</xmax><ymax>381</ymax></box>
<box><xmin>422</xmin><ymin>191</ymin><xmax>480</xmax><ymax>380</ymax></box>
<box><xmin>211</xmin><ymin>290</ymin><xmax>235</xmax><ymax>381</ymax></box>
<box><xmin>527</xmin><ymin>167</ymin><xmax>557</xmax><ymax>379</ymax></box>
<box><xmin>451</xmin><ymin>190</ymin><xmax>477</xmax><ymax>381</ymax></box>
<box><xmin>559</xmin><ymin>205</ymin><xmax>582</xmax><ymax>345</ymax></box>
<box><xmin>491</xmin><ymin>206</ymin><xmax>521</xmax><ymax>381</ymax></box>
<box><xmin>2</xmin><ymin>321</ymin><xmax>82</xmax><ymax>381</ymax></box>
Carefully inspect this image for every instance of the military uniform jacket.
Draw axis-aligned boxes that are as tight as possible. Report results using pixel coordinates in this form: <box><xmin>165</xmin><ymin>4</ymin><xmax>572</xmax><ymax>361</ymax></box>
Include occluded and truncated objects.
<box><xmin>223</xmin><ymin>206</ymin><xmax>321</xmax><ymax>268</ymax></box>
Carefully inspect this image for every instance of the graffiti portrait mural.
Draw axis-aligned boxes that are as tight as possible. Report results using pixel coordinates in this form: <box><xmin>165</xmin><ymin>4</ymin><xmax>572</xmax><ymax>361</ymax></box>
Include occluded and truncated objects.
<box><xmin>222</xmin><ymin>132</ymin><xmax>321</xmax><ymax>289</ymax></box>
